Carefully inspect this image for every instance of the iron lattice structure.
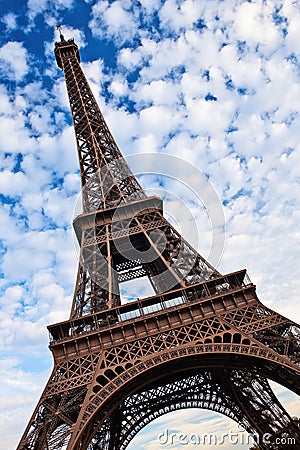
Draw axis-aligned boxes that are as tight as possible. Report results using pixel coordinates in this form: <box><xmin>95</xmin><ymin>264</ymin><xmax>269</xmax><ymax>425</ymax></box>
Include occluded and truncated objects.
<box><xmin>17</xmin><ymin>34</ymin><xmax>300</xmax><ymax>450</ymax></box>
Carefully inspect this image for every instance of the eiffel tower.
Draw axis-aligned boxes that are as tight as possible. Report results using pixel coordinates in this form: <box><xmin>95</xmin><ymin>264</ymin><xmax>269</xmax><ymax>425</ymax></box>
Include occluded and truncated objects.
<box><xmin>17</xmin><ymin>30</ymin><xmax>300</xmax><ymax>450</ymax></box>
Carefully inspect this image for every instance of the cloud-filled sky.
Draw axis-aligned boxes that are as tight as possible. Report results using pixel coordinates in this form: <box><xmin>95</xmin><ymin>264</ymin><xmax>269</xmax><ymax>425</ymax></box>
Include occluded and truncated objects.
<box><xmin>0</xmin><ymin>0</ymin><xmax>299</xmax><ymax>449</ymax></box>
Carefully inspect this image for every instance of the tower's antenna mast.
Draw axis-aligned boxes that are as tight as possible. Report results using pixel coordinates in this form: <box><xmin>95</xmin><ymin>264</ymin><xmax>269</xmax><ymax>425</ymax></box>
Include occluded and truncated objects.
<box><xmin>56</xmin><ymin>24</ymin><xmax>65</xmax><ymax>42</ymax></box>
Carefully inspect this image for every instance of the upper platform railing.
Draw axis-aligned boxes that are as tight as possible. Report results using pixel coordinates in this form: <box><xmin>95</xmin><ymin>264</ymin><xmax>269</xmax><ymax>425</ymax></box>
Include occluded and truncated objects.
<box><xmin>48</xmin><ymin>270</ymin><xmax>253</xmax><ymax>344</ymax></box>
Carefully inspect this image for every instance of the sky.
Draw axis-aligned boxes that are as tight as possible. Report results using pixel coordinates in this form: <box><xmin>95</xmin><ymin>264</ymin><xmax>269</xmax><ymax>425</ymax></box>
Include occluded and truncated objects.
<box><xmin>0</xmin><ymin>0</ymin><xmax>300</xmax><ymax>449</ymax></box>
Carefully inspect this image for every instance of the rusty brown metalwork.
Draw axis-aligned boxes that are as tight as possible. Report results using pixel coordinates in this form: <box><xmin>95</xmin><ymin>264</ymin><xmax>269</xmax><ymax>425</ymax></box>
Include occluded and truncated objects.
<box><xmin>17</xmin><ymin>36</ymin><xmax>300</xmax><ymax>450</ymax></box>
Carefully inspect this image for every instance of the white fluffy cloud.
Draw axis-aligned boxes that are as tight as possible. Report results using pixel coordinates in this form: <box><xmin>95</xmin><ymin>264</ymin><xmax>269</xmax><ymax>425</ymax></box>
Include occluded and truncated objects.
<box><xmin>27</xmin><ymin>0</ymin><xmax>74</xmax><ymax>23</ymax></box>
<box><xmin>89</xmin><ymin>0</ymin><xmax>137</xmax><ymax>42</ymax></box>
<box><xmin>159</xmin><ymin>0</ymin><xmax>204</xmax><ymax>32</ymax></box>
<box><xmin>2</xmin><ymin>12</ymin><xmax>18</xmax><ymax>31</ymax></box>
<box><xmin>0</xmin><ymin>41</ymin><xmax>29</xmax><ymax>81</ymax></box>
<box><xmin>234</xmin><ymin>2</ymin><xmax>281</xmax><ymax>54</ymax></box>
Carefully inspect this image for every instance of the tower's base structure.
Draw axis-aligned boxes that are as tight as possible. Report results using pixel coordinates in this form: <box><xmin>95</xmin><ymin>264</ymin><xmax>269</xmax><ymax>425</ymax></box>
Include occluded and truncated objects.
<box><xmin>17</xmin><ymin>33</ymin><xmax>300</xmax><ymax>450</ymax></box>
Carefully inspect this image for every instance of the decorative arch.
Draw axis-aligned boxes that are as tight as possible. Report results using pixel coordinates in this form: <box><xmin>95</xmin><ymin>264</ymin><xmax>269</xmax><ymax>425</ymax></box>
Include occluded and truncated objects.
<box><xmin>70</xmin><ymin>340</ymin><xmax>300</xmax><ymax>449</ymax></box>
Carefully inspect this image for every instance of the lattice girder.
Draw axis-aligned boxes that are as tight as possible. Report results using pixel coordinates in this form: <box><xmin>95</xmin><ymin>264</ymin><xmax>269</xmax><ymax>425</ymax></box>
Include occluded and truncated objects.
<box><xmin>90</xmin><ymin>369</ymin><xmax>300</xmax><ymax>450</ymax></box>
<box><xmin>18</xmin><ymin>275</ymin><xmax>300</xmax><ymax>449</ymax></box>
<box><xmin>18</xmin><ymin>383</ymin><xmax>88</xmax><ymax>450</ymax></box>
<box><xmin>90</xmin><ymin>370</ymin><xmax>255</xmax><ymax>450</ymax></box>
<box><xmin>70</xmin><ymin>349</ymin><xmax>300</xmax><ymax>450</ymax></box>
<box><xmin>71</xmin><ymin>197</ymin><xmax>219</xmax><ymax>315</ymax></box>
<box><xmin>57</xmin><ymin>307</ymin><xmax>299</xmax><ymax>449</ymax></box>
<box><xmin>222</xmin><ymin>304</ymin><xmax>300</xmax><ymax>363</ymax></box>
<box><xmin>54</xmin><ymin>38</ymin><xmax>146</xmax><ymax>213</ymax></box>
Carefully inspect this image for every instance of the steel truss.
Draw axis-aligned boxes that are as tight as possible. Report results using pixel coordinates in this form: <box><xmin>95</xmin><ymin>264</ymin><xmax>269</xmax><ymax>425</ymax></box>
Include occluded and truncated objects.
<box><xmin>17</xmin><ymin>33</ymin><xmax>300</xmax><ymax>450</ymax></box>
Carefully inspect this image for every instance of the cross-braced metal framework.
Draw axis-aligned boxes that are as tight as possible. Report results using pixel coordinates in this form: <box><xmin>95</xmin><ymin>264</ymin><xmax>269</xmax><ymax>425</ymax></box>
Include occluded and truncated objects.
<box><xmin>54</xmin><ymin>35</ymin><xmax>145</xmax><ymax>214</ymax></box>
<box><xmin>17</xmin><ymin>32</ymin><xmax>300</xmax><ymax>450</ymax></box>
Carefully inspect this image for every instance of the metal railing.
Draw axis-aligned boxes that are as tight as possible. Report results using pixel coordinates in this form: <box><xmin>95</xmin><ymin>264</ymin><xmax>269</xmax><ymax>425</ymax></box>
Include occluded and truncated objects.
<box><xmin>48</xmin><ymin>270</ymin><xmax>252</xmax><ymax>343</ymax></box>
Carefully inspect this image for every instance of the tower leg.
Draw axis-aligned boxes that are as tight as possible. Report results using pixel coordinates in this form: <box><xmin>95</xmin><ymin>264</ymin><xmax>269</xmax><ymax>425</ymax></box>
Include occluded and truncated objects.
<box><xmin>85</xmin><ymin>369</ymin><xmax>300</xmax><ymax>450</ymax></box>
<box><xmin>221</xmin><ymin>370</ymin><xmax>300</xmax><ymax>449</ymax></box>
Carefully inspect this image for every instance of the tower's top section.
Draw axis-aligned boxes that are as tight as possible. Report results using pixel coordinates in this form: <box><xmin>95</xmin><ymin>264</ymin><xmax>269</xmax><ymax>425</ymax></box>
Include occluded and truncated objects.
<box><xmin>54</xmin><ymin>29</ymin><xmax>146</xmax><ymax>213</ymax></box>
<box><xmin>54</xmin><ymin>26</ymin><xmax>80</xmax><ymax>69</ymax></box>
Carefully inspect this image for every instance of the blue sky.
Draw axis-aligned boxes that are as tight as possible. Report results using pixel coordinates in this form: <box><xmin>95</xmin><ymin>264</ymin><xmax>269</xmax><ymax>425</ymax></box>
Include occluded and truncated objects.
<box><xmin>0</xmin><ymin>0</ymin><xmax>300</xmax><ymax>449</ymax></box>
